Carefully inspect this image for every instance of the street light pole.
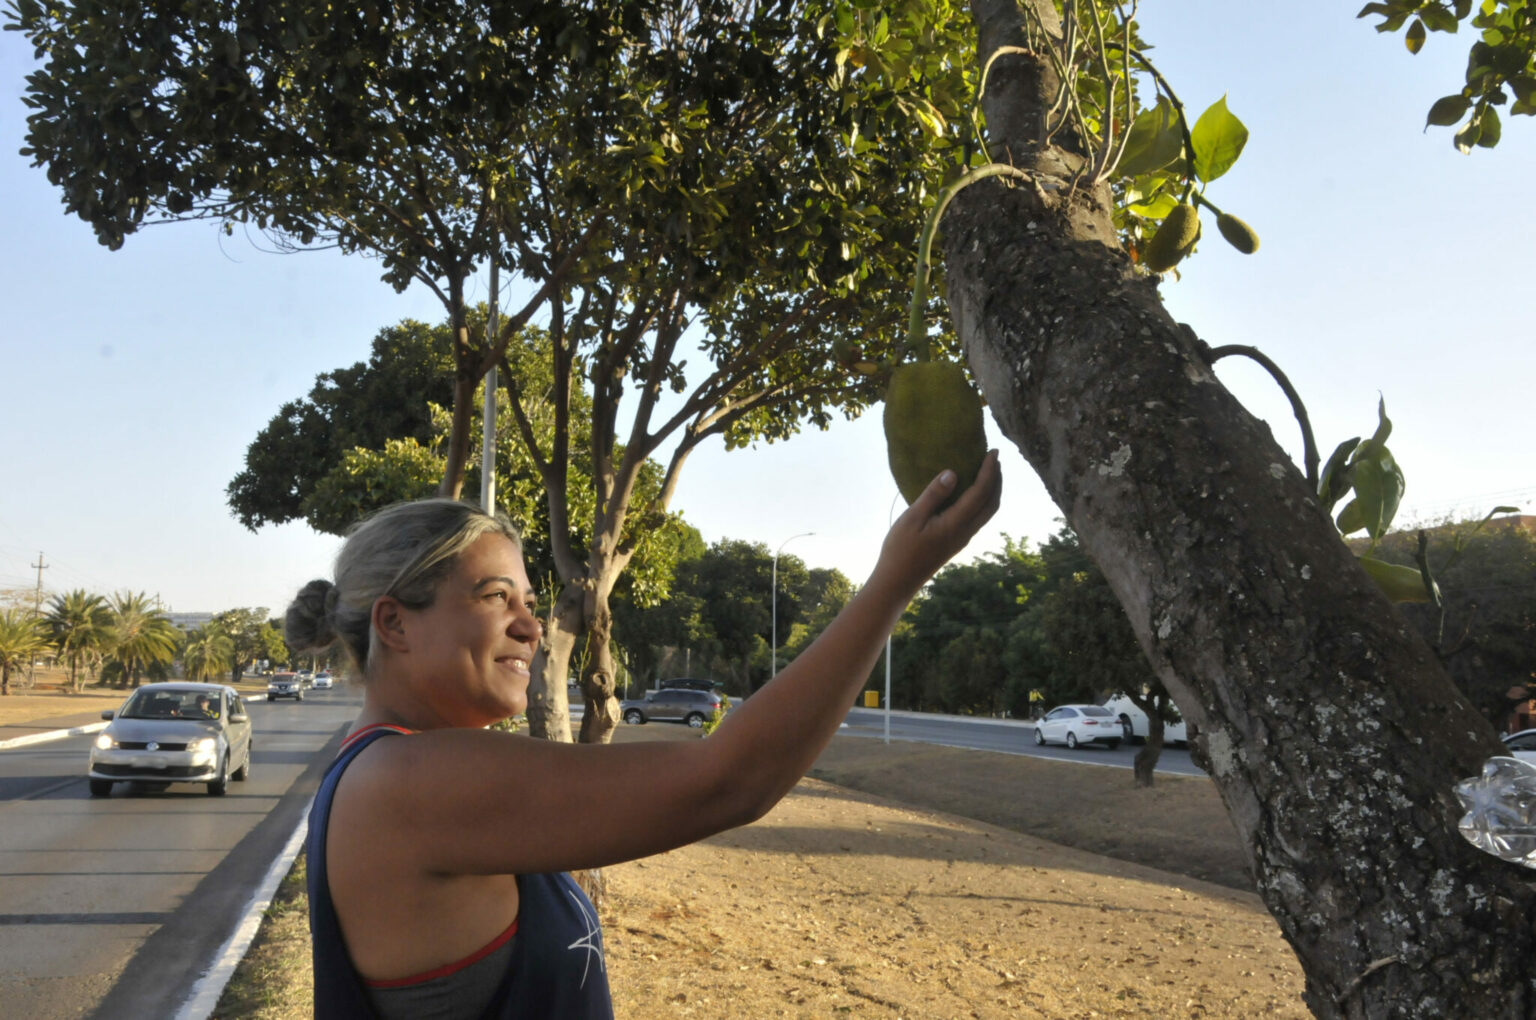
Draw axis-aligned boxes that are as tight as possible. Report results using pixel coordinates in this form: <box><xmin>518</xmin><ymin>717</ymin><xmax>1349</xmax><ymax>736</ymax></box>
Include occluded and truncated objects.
<box><xmin>771</xmin><ymin>532</ymin><xmax>815</xmax><ymax>680</ymax></box>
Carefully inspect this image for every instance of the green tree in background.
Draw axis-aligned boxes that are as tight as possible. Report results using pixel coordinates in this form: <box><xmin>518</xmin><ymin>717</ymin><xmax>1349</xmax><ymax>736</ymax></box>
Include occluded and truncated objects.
<box><xmin>0</xmin><ymin>609</ymin><xmax>49</xmax><ymax>696</ymax></box>
<box><xmin>181</xmin><ymin>625</ymin><xmax>235</xmax><ymax>683</ymax></box>
<box><xmin>207</xmin><ymin>608</ymin><xmax>285</xmax><ymax>683</ymax></box>
<box><xmin>45</xmin><ymin>590</ymin><xmax>111</xmax><ymax>693</ymax></box>
<box><xmin>1371</xmin><ymin>516</ymin><xmax>1536</xmax><ymax>728</ymax></box>
<box><xmin>12</xmin><ymin>0</ymin><xmax>981</xmax><ymax>746</ymax></box>
<box><xmin>104</xmin><ymin>592</ymin><xmax>178</xmax><ymax>689</ymax></box>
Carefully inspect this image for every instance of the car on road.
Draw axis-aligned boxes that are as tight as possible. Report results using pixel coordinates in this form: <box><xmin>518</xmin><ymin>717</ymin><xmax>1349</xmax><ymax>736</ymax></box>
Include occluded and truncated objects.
<box><xmin>1034</xmin><ymin>704</ymin><xmax>1122</xmax><ymax>750</ymax></box>
<box><xmin>621</xmin><ymin>688</ymin><xmax>724</xmax><ymax>728</ymax></box>
<box><xmin>1501</xmin><ymin>729</ymin><xmax>1536</xmax><ymax>762</ymax></box>
<box><xmin>267</xmin><ymin>672</ymin><xmax>306</xmax><ymax>701</ymax></box>
<box><xmin>1100</xmin><ymin>693</ymin><xmax>1188</xmax><ymax>746</ymax></box>
<box><xmin>311</xmin><ymin>671</ymin><xmax>334</xmax><ymax>689</ymax></box>
<box><xmin>87</xmin><ymin>682</ymin><xmax>253</xmax><ymax>797</ymax></box>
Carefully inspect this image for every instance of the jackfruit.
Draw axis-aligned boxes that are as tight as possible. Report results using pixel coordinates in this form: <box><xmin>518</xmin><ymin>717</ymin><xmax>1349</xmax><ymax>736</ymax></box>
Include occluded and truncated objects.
<box><xmin>1142</xmin><ymin>203</ymin><xmax>1200</xmax><ymax>273</ymax></box>
<box><xmin>1216</xmin><ymin>213</ymin><xmax>1260</xmax><ymax>254</ymax></box>
<box><xmin>883</xmin><ymin>361</ymin><xmax>987</xmax><ymax>507</ymax></box>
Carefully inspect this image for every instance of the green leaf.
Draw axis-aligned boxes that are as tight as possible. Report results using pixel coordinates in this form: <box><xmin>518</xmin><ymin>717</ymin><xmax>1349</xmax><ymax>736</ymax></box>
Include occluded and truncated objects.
<box><xmin>1318</xmin><ymin>436</ymin><xmax>1361</xmax><ymax>509</ymax></box>
<box><xmin>1358</xmin><ymin>556</ymin><xmax>1433</xmax><ymax>602</ymax></box>
<box><xmin>1337</xmin><ymin>499</ymin><xmax>1366</xmax><ymax>535</ymax></box>
<box><xmin>1190</xmin><ymin>97</ymin><xmax>1248</xmax><ymax>183</ymax></box>
<box><xmin>1419</xmin><ymin>7</ymin><xmax>1460</xmax><ymax>32</ymax></box>
<box><xmin>1425</xmin><ymin>94</ymin><xmax>1472</xmax><ymax>126</ymax></box>
<box><xmin>1475</xmin><ymin>104</ymin><xmax>1502</xmax><ymax>146</ymax></box>
<box><xmin>1352</xmin><ymin>446</ymin><xmax>1406</xmax><ymax>540</ymax></box>
<box><xmin>1405</xmin><ymin>17</ymin><xmax>1427</xmax><ymax>53</ymax></box>
<box><xmin>1127</xmin><ymin>191</ymin><xmax>1179</xmax><ymax>219</ymax></box>
<box><xmin>1115</xmin><ymin>98</ymin><xmax>1183</xmax><ymax>177</ymax></box>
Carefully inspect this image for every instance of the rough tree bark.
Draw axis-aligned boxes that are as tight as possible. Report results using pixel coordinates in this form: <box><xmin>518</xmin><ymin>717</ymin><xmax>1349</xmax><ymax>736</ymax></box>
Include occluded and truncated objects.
<box><xmin>948</xmin><ymin>2</ymin><xmax>1536</xmax><ymax>1016</ymax></box>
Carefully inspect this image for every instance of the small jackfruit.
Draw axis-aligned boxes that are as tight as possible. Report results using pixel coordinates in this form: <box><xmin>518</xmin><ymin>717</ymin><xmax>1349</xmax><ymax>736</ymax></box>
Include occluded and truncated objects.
<box><xmin>1358</xmin><ymin>556</ymin><xmax>1432</xmax><ymax>603</ymax></box>
<box><xmin>1216</xmin><ymin>213</ymin><xmax>1260</xmax><ymax>254</ymax></box>
<box><xmin>1141</xmin><ymin>203</ymin><xmax>1200</xmax><ymax>273</ymax></box>
<box><xmin>883</xmin><ymin>361</ymin><xmax>987</xmax><ymax>507</ymax></box>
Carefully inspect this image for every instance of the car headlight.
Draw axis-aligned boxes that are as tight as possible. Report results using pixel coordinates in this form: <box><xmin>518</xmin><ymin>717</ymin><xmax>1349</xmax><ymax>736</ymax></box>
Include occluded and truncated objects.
<box><xmin>94</xmin><ymin>733</ymin><xmax>117</xmax><ymax>750</ymax></box>
<box><xmin>188</xmin><ymin>737</ymin><xmax>217</xmax><ymax>754</ymax></box>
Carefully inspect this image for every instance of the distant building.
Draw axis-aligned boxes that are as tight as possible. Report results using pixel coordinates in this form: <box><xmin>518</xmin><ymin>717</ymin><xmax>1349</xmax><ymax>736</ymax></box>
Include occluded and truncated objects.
<box><xmin>166</xmin><ymin>611</ymin><xmax>215</xmax><ymax>631</ymax></box>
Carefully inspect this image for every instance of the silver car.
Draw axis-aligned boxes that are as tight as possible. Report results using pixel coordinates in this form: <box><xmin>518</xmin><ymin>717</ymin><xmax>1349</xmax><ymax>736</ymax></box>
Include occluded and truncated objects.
<box><xmin>620</xmin><ymin>688</ymin><xmax>724</xmax><ymax>728</ymax></box>
<box><xmin>88</xmin><ymin>683</ymin><xmax>254</xmax><ymax>797</ymax></box>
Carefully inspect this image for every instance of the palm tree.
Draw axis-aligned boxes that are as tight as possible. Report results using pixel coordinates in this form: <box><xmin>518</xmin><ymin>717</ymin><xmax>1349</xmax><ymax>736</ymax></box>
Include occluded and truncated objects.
<box><xmin>105</xmin><ymin>591</ymin><xmax>178</xmax><ymax>688</ymax></box>
<box><xmin>46</xmin><ymin>590</ymin><xmax>111</xmax><ymax>692</ymax></box>
<box><xmin>0</xmin><ymin>609</ymin><xmax>49</xmax><ymax>696</ymax></box>
<box><xmin>181</xmin><ymin>625</ymin><xmax>234</xmax><ymax>682</ymax></box>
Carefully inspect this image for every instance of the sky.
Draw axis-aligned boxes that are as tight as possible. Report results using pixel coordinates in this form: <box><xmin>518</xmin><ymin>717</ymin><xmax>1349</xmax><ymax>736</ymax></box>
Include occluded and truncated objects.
<box><xmin>2</xmin><ymin>4</ymin><xmax>1532</xmax><ymax>618</ymax></box>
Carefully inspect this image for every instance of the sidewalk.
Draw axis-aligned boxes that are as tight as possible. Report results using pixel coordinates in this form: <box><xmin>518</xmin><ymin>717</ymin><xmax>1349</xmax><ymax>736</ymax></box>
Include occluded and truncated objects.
<box><xmin>0</xmin><ymin>706</ymin><xmax>111</xmax><ymax>750</ymax></box>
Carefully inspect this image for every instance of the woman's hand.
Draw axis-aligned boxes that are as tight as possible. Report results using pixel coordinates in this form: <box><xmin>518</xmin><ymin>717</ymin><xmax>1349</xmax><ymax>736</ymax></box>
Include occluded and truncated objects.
<box><xmin>872</xmin><ymin>450</ymin><xmax>1004</xmax><ymax>595</ymax></box>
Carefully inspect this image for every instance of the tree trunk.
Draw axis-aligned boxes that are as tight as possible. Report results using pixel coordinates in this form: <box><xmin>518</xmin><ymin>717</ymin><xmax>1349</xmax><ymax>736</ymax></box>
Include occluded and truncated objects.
<box><xmin>525</xmin><ymin>579</ymin><xmax>582</xmax><ymax>743</ymax></box>
<box><xmin>1133</xmin><ymin>721</ymin><xmax>1164</xmax><ymax>789</ymax></box>
<box><xmin>577</xmin><ymin>584</ymin><xmax>622</xmax><ymax>746</ymax></box>
<box><xmin>2</xmin><ymin>664</ymin><xmax>9</xmax><ymax>696</ymax></box>
<box><xmin>954</xmin><ymin>2</ymin><xmax>1536</xmax><ymax>1015</ymax></box>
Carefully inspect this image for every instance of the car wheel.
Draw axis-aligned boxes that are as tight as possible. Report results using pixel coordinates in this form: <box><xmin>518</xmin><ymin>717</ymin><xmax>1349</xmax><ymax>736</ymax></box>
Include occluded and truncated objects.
<box><xmin>623</xmin><ymin>709</ymin><xmax>644</xmax><ymax>725</ymax></box>
<box><xmin>1107</xmin><ymin>739</ymin><xmax>1121</xmax><ymax>751</ymax></box>
<box><xmin>1066</xmin><ymin>732</ymin><xmax>1079</xmax><ymax>749</ymax></box>
<box><xmin>1033</xmin><ymin>727</ymin><xmax>1046</xmax><ymax>746</ymax></box>
<box><xmin>1119</xmin><ymin>716</ymin><xmax>1134</xmax><ymax>742</ymax></box>
<box><xmin>207</xmin><ymin>756</ymin><xmax>229</xmax><ymax>797</ymax></box>
<box><xmin>266</xmin><ymin>695</ymin><xmax>274</xmax><ymax>701</ymax></box>
<box><xmin>233</xmin><ymin>744</ymin><xmax>251</xmax><ymax>781</ymax></box>
<box><xmin>685</xmin><ymin>712</ymin><xmax>706</xmax><ymax>728</ymax></box>
<box><xmin>89</xmin><ymin>779</ymin><xmax>113</xmax><ymax>797</ymax></box>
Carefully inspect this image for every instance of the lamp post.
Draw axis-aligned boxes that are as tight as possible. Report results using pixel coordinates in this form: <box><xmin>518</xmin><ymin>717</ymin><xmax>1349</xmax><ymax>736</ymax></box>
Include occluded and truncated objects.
<box><xmin>771</xmin><ymin>532</ymin><xmax>815</xmax><ymax>679</ymax></box>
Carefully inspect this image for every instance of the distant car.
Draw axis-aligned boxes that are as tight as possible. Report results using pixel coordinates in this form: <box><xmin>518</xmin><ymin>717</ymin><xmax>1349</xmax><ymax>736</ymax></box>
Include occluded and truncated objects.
<box><xmin>267</xmin><ymin>672</ymin><xmax>305</xmax><ymax>701</ymax></box>
<box><xmin>1100</xmin><ymin>694</ymin><xmax>1188</xmax><ymax>746</ymax></box>
<box><xmin>1501</xmin><ymin>730</ymin><xmax>1536</xmax><ymax>762</ymax></box>
<box><xmin>88</xmin><ymin>682</ymin><xmax>253</xmax><ymax>797</ymax></box>
<box><xmin>311</xmin><ymin>672</ymin><xmax>333</xmax><ymax>690</ymax></box>
<box><xmin>1034</xmin><ymin>704</ymin><xmax>1122</xmax><ymax>750</ymax></box>
<box><xmin>621</xmin><ymin>688</ymin><xmax>724</xmax><ymax>728</ymax></box>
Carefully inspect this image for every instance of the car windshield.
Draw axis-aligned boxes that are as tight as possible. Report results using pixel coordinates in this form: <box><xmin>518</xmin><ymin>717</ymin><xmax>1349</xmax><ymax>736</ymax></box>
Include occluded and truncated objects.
<box><xmin>119</xmin><ymin>689</ymin><xmax>221</xmax><ymax>721</ymax></box>
<box><xmin>1080</xmin><ymin>707</ymin><xmax>1114</xmax><ymax>717</ymax></box>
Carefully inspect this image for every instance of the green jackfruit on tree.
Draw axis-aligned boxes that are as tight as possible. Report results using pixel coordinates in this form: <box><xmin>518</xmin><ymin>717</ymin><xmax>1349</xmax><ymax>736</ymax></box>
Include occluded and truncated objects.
<box><xmin>1216</xmin><ymin>212</ymin><xmax>1260</xmax><ymax>254</ymax></box>
<box><xmin>1142</xmin><ymin>203</ymin><xmax>1200</xmax><ymax>272</ymax></box>
<box><xmin>883</xmin><ymin>361</ymin><xmax>987</xmax><ymax>507</ymax></box>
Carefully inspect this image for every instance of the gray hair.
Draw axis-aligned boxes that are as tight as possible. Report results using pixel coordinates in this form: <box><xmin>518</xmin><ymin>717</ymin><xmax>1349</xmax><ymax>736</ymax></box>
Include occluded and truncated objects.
<box><xmin>284</xmin><ymin>498</ymin><xmax>521</xmax><ymax>674</ymax></box>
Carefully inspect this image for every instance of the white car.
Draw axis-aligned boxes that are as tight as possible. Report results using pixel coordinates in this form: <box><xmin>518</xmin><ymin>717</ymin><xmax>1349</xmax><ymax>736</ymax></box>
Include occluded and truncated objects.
<box><xmin>1034</xmin><ymin>704</ymin><xmax>1121</xmax><ymax>750</ymax></box>
<box><xmin>311</xmin><ymin>672</ymin><xmax>334</xmax><ymax>689</ymax></box>
<box><xmin>1101</xmin><ymin>693</ymin><xmax>1189</xmax><ymax>746</ymax></box>
<box><xmin>1501</xmin><ymin>729</ymin><xmax>1536</xmax><ymax>762</ymax></box>
<box><xmin>88</xmin><ymin>683</ymin><xmax>253</xmax><ymax>797</ymax></box>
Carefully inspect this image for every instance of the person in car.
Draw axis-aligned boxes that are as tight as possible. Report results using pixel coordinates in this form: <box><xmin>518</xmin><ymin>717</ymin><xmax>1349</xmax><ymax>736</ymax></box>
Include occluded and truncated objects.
<box><xmin>284</xmin><ymin>455</ymin><xmax>1001</xmax><ymax>1019</ymax></box>
<box><xmin>195</xmin><ymin>694</ymin><xmax>219</xmax><ymax>719</ymax></box>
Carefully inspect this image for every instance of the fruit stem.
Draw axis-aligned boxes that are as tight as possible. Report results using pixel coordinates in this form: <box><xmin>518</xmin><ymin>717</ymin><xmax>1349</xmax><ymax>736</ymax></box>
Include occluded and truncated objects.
<box><xmin>908</xmin><ymin>162</ymin><xmax>1034</xmax><ymax>361</ymax></box>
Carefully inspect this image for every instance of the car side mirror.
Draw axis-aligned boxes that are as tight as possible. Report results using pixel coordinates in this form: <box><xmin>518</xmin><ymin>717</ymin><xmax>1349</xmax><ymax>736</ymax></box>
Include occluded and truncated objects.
<box><xmin>100</xmin><ymin>710</ymin><xmax>114</xmax><ymax>720</ymax></box>
<box><xmin>229</xmin><ymin>710</ymin><xmax>248</xmax><ymax>722</ymax></box>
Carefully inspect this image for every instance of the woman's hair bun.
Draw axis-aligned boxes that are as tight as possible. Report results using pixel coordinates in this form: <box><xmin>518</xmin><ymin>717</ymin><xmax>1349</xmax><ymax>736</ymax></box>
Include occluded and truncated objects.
<box><xmin>285</xmin><ymin>578</ymin><xmax>341</xmax><ymax>652</ymax></box>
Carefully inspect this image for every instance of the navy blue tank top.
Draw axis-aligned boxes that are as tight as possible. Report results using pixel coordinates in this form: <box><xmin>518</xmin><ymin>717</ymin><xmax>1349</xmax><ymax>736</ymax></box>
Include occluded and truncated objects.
<box><xmin>307</xmin><ymin>725</ymin><xmax>614</xmax><ymax>1019</ymax></box>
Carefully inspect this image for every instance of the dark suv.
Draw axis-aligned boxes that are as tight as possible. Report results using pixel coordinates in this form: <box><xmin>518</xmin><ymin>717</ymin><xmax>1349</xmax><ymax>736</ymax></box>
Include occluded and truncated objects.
<box><xmin>620</xmin><ymin>688</ymin><xmax>723</xmax><ymax>728</ymax></box>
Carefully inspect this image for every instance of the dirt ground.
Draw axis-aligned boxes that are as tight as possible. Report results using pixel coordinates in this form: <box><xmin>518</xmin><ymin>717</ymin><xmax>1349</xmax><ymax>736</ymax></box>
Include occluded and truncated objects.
<box><xmin>3</xmin><ymin>687</ymin><xmax>1312</xmax><ymax>1017</ymax></box>
<box><xmin>599</xmin><ymin>726</ymin><xmax>1309</xmax><ymax>1019</ymax></box>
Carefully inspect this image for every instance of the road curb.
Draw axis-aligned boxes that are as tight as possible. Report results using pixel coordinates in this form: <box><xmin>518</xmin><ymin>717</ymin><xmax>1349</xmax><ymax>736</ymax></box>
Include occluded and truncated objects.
<box><xmin>0</xmin><ymin>720</ymin><xmax>108</xmax><ymax>750</ymax></box>
<box><xmin>173</xmin><ymin>804</ymin><xmax>312</xmax><ymax>1020</ymax></box>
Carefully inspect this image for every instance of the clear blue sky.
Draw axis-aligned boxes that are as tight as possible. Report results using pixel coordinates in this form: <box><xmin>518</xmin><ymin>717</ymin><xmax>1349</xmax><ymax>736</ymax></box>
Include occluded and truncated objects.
<box><xmin>2</xmin><ymin>4</ymin><xmax>1531</xmax><ymax>617</ymax></box>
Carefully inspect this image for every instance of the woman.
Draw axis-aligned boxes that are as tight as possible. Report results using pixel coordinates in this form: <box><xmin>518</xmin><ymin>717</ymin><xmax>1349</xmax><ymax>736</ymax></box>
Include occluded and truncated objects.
<box><xmin>285</xmin><ymin>454</ymin><xmax>1001</xmax><ymax>1018</ymax></box>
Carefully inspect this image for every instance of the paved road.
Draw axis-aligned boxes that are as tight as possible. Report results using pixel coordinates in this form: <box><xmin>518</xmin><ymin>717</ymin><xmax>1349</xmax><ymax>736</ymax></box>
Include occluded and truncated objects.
<box><xmin>0</xmin><ymin>687</ymin><xmax>361</xmax><ymax>1019</ymax></box>
<box><xmin>839</xmin><ymin>706</ymin><xmax>1204</xmax><ymax>777</ymax></box>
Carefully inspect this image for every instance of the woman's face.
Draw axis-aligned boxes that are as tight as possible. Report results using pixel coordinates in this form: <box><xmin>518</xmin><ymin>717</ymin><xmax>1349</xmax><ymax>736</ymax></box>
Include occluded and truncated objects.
<box><xmin>398</xmin><ymin>532</ymin><xmax>541</xmax><ymax>727</ymax></box>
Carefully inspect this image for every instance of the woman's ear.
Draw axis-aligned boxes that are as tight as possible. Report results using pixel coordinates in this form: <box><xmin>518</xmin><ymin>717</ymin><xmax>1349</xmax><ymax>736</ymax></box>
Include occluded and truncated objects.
<box><xmin>371</xmin><ymin>596</ymin><xmax>412</xmax><ymax>655</ymax></box>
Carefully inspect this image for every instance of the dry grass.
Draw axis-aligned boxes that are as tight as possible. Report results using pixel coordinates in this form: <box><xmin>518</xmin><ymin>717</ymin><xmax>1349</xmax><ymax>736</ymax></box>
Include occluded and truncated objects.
<box><xmin>210</xmin><ymin>852</ymin><xmax>314</xmax><ymax>1020</ymax></box>
<box><xmin>0</xmin><ymin>677</ymin><xmax>272</xmax><ymax>729</ymax></box>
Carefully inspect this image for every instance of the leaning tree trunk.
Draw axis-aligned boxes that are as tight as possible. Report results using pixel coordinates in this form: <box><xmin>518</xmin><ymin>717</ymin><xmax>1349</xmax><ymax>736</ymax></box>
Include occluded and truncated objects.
<box><xmin>950</xmin><ymin>2</ymin><xmax>1535</xmax><ymax>1016</ymax></box>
